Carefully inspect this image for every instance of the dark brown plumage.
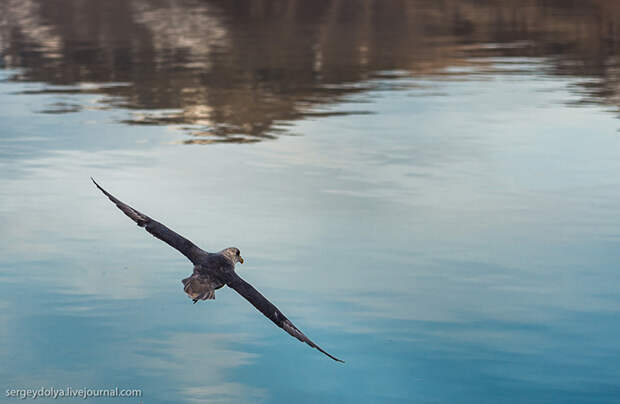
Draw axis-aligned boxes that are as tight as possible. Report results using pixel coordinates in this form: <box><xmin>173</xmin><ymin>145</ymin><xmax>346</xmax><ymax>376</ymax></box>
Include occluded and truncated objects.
<box><xmin>92</xmin><ymin>178</ymin><xmax>343</xmax><ymax>363</ymax></box>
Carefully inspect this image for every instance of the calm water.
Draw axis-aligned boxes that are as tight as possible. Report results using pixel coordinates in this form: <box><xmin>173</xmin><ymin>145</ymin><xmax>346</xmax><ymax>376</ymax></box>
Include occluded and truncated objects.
<box><xmin>2</xmin><ymin>1</ymin><xmax>620</xmax><ymax>403</ymax></box>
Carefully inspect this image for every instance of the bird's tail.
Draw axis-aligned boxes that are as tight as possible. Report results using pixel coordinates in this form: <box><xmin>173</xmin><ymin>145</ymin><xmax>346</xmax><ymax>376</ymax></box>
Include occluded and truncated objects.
<box><xmin>182</xmin><ymin>275</ymin><xmax>215</xmax><ymax>301</ymax></box>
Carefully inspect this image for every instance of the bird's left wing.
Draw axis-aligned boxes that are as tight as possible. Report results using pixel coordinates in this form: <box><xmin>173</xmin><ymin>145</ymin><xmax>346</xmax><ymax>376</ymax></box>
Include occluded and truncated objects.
<box><xmin>224</xmin><ymin>272</ymin><xmax>344</xmax><ymax>363</ymax></box>
<box><xmin>92</xmin><ymin>178</ymin><xmax>205</xmax><ymax>264</ymax></box>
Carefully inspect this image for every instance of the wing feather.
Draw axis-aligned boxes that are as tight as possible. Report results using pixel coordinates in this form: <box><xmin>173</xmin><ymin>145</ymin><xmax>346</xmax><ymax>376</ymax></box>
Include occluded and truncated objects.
<box><xmin>92</xmin><ymin>178</ymin><xmax>204</xmax><ymax>264</ymax></box>
<box><xmin>225</xmin><ymin>272</ymin><xmax>344</xmax><ymax>362</ymax></box>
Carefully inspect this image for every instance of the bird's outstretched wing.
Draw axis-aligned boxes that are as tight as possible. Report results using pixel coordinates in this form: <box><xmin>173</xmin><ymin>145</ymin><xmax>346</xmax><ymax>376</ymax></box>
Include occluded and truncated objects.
<box><xmin>92</xmin><ymin>178</ymin><xmax>204</xmax><ymax>264</ymax></box>
<box><xmin>225</xmin><ymin>272</ymin><xmax>344</xmax><ymax>363</ymax></box>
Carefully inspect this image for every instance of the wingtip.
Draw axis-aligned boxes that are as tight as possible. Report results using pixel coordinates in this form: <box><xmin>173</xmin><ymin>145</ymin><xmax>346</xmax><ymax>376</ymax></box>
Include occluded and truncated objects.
<box><xmin>316</xmin><ymin>346</ymin><xmax>345</xmax><ymax>363</ymax></box>
<box><xmin>91</xmin><ymin>177</ymin><xmax>103</xmax><ymax>191</ymax></box>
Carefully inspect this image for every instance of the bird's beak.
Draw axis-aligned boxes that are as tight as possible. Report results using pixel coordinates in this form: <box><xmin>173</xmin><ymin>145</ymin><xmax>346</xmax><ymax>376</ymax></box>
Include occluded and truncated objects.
<box><xmin>239</xmin><ymin>256</ymin><xmax>244</xmax><ymax>264</ymax></box>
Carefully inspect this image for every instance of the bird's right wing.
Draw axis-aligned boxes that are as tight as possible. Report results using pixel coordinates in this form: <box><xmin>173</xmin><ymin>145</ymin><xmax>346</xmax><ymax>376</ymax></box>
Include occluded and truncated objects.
<box><xmin>92</xmin><ymin>178</ymin><xmax>205</xmax><ymax>264</ymax></box>
<box><xmin>224</xmin><ymin>272</ymin><xmax>344</xmax><ymax>362</ymax></box>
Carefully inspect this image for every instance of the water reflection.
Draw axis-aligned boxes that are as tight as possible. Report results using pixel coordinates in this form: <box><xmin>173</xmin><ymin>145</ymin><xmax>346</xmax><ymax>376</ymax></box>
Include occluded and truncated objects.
<box><xmin>135</xmin><ymin>332</ymin><xmax>265</xmax><ymax>403</ymax></box>
<box><xmin>4</xmin><ymin>1</ymin><xmax>620</xmax><ymax>403</ymax></box>
<box><xmin>4</xmin><ymin>0</ymin><xmax>620</xmax><ymax>144</ymax></box>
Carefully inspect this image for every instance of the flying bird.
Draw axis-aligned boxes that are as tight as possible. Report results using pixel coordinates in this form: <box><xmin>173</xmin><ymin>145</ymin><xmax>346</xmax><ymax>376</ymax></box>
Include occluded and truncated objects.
<box><xmin>91</xmin><ymin>178</ymin><xmax>343</xmax><ymax>363</ymax></box>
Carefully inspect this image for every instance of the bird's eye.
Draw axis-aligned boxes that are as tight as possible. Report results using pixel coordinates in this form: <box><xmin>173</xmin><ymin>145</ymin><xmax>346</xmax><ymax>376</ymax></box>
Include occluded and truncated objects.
<box><xmin>236</xmin><ymin>250</ymin><xmax>240</xmax><ymax>255</ymax></box>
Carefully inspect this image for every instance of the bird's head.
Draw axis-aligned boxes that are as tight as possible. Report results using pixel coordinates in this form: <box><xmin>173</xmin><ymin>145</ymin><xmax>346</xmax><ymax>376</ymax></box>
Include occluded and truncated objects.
<box><xmin>221</xmin><ymin>247</ymin><xmax>244</xmax><ymax>265</ymax></box>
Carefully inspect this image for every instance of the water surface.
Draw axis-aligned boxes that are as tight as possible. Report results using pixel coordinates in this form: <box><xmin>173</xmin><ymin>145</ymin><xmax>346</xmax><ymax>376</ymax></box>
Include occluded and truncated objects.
<box><xmin>2</xmin><ymin>1</ymin><xmax>620</xmax><ymax>403</ymax></box>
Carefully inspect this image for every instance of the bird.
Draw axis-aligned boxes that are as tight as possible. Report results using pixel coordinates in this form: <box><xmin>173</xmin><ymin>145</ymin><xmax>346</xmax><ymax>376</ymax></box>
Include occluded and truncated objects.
<box><xmin>91</xmin><ymin>178</ymin><xmax>343</xmax><ymax>363</ymax></box>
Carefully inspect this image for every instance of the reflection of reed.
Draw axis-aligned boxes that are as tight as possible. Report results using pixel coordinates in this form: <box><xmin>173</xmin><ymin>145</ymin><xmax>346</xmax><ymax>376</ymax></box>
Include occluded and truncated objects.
<box><xmin>0</xmin><ymin>0</ymin><xmax>63</xmax><ymax>65</ymax></box>
<box><xmin>131</xmin><ymin>0</ymin><xmax>228</xmax><ymax>69</ymax></box>
<box><xmin>2</xmin><ymin>0</ymin><xmax>620</xmax><ymax>143</ymax></box>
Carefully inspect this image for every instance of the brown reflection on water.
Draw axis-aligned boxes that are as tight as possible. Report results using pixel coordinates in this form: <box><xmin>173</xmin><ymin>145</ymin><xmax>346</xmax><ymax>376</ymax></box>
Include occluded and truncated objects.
<box><xmin>2</xmin><ymin>0</ymin><xmax>620</xmax><ymax>143</ymax></box>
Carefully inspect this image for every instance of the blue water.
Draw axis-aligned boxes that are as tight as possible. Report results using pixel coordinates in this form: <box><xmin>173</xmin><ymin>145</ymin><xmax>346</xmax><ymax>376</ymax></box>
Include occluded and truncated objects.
<box><xmin>2</xmin><ymin>1</ymin><xmax>620</xmax><ymax>403</ymax></box>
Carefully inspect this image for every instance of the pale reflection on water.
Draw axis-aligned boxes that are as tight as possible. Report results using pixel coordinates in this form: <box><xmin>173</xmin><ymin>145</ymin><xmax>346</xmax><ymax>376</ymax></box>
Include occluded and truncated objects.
<box><xmin>2</xmin><ymin>1</ymin><xmax>620</xmax><ymax>403</ymax></box>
